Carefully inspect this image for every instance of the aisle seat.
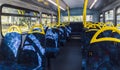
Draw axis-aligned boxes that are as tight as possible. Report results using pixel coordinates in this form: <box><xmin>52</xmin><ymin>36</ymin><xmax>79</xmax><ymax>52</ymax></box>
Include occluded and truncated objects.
<box><xmin>45</xmin><ymin>28</ymin><xmax>59</xmax><ymax>57</ymax></box>
<box><xmin>58</xmin><ymin>27</ymin><xmax>67</xmax><ymax>45</ymax></box>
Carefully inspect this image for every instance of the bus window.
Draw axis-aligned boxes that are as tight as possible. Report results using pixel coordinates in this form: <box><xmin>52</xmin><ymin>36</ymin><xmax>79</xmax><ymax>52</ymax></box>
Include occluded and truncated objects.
<box><xmin>1</xmin><ymin>16</ymin><xmax>31</xmax><ymax>35</ymax></box>
<box><xmin>63</xmin><ymin>15</ymin><xmax>93</xmax><ymax>22</ymax></box>
<box><xmin>117</xmin><ymin>7</ymin><xmax>120</xmax><ymax>24</ymax></box>
<box><xmin>100</xmin><ymin>14</ymin><xmax>103</xmax><ymax>22</ymax></box>
<box><xmin>86</xmin><ymin>15</ymin><xmax>93</xmax><ymax>22</ymax></box>
<box><xmin>1</xmin><ymin>6</ymin><xmax>39</xmax><ymax>36</ymax></box>
<box><xmin>52</xmin><ymin>16</ymin><xmax>57</xmax><ymax>23</ymax></box>
<box><xmin>42</xmin><ymin>13</ymin><xmax>52</xmax><ymax>27</ymax></box>
<box><xmin>31</xmin><ymin>17</ymin><xmax>39</xmax><ymax>25</ymax></box>
<box><xmin>63</xmin><ymin>16</ymin><xmax>83</xmax><ymax>22</ymax></box>
<box><xmin>105</xmin><ymin>10</ymin><xmax>114</xmax><ymax>23</ymax></box>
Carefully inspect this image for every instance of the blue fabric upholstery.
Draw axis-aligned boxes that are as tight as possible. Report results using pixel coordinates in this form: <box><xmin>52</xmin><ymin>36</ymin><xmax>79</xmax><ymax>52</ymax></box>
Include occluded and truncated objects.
<box><xmin>18</xmin><ymin>33</ymin><xmax>46</xmax><ymax>70</ymax></box>
<box><xmin>45</xmin><ymin>28</ymin><xmax>59</xmax><ymax>57</ymax></box>
<box><xmin>0</xmin><ymin>32</ymin><xmax>21</xmax><ymax>61</ymax></box>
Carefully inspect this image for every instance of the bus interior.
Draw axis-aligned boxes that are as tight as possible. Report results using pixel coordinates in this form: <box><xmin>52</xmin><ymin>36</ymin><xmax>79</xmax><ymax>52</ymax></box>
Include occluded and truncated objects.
<box><xmin>0</xmin><ymin>0</ymin><xmax>119</xmax><ymax>70</ymax></box>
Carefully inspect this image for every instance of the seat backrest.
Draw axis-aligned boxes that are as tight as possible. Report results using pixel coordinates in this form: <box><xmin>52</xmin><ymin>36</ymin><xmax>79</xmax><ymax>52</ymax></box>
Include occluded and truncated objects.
<box><xmin>18</xmin><ymin>34</ymin><xmax>46</xmax><ymax>68</ymax></box>
<box><xmin>0</xmin><ymin>32</ymin><xmax>22</xmax><ymax>61</ymax></box>
<box><xmin>46</xmin><ymin>29</ymin><xmax>58</xmax><ymax>48</ymax></box>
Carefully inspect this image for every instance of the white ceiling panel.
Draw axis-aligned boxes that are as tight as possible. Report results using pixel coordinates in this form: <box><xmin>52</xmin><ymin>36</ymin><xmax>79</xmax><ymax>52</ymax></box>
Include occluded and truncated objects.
<box><xmin>63</xmin><ymin>0</ymin><xmax>84</xmax><ymax>8</ymax></box>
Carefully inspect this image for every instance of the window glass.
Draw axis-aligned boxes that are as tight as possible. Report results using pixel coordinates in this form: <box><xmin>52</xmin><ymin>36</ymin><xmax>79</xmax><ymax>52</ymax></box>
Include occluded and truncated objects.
<box><xmin>105</xmin><ymin>10</ymin><xmax>114</xmax><ymax>23</ymax></box>
<box><xmin>42</xmin><ymin>14</ymin><xmax>52</xmax><ymax>27</ymax></box>
<box><xmin>2</xmin><ymin>7</ymin><xmax>39</xmax><ymax>16</ymax></box>
<box><xmin>52</xmin><ymin>16</ymin><xmax>57</xmax><ymax>23</ymax></box>
<box><xmin>117</xmin><ymin>8</ymin><xmax>120</xmax><ymax>24</ymax></box>
<box><xmin>2</xmin><ymin>7</ymin><xmax>18</xmax><ymax>14</ymax></box>
<box><xmin>86</xmin><ymin>15</ymin><xmax>93</xmax><ymax>21</ymax></box>
<box><xmin>63</xmin><ymin>15</ymin><xmax>93</xmax><ymax>22</ymax></box>
<box><xmin>100</xmin><ymin>14</ymin><xmax>103</xmax><ymax>22</ymax></box>
<box><xmin>1</xmin><ymin>16</ymin><xmax>32</xmax><ymax>35</ymax></box>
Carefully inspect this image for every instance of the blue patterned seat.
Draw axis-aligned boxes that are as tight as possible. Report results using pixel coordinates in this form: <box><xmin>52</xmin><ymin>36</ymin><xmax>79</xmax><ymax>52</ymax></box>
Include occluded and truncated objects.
<box><xmin>45</xmin><ymin>28</ymin><xmax>59</xmax><ymax>57</ymax></box>
<box><xmin>0</xmin><ymin>32</ymin><xmax>22</xmax><ymax>62</ymax></box>
<box><xmin>18</xmin><ymin>33</ymin><xmax>46</xmax><ymax>70</ymax></box>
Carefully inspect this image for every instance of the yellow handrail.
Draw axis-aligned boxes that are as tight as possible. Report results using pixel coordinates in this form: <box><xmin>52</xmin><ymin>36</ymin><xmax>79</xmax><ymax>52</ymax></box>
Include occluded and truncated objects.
<box><xmin>83</xmin><ymin>0</ymin><xmax>89</xmax><ymax>28</ymax></box>
<box><xmin>56</xmin><ymin>0</ymin><xmax>61</xmax><ymax>26</ymax></box>
<box><xmin>67</xmin><ymin>6</ymin><xmax>70</xmax><ymax>23</ymax></box>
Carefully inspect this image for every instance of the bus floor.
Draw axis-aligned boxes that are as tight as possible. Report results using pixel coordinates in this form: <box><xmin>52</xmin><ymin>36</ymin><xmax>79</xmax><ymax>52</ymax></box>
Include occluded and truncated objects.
<box><xmin>49</xmin><ymin>38</ymin><xmax>82</xmax><ymax>70</ymax></box>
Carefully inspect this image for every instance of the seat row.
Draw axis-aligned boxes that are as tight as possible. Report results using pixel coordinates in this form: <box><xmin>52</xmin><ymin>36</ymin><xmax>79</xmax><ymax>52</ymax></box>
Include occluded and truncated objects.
<box><xmin>0</xmin><ymin>23</ymin><xmax>72</xmax><ymax>70</ymax></box>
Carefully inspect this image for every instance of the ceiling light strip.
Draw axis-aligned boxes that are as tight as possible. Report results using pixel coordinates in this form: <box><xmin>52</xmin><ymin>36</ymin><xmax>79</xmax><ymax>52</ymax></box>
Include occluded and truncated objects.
<box><xmin>47</xmin><ymin>0</ymin><xmax>65</xmax><ymax>10</ymax></box>
<box><xmin>90</xmin><ymin>0</ymin><xmax>98</xmax><ymax>9</ymax></box>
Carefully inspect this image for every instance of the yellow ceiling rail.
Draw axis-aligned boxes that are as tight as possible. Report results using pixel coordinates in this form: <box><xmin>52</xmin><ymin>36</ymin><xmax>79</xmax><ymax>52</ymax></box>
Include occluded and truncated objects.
<box><xmin>8</xmin><ymin>25</ymin><xmax>22</xmax><ymax>34</ymax></box>
<box><xmin>90</xmin><ymin>27</ymin><xmax>120</xmax><ymax>44</ymax></box>
<box><xmin>56</xmin><ymin>0</ymin><xmax>61</xmax><ymax>26</ymax></box>
<box><xmin>83</xmin><ymin>0</ymin><xmax>89</xmax><ymax>28</ymax></box>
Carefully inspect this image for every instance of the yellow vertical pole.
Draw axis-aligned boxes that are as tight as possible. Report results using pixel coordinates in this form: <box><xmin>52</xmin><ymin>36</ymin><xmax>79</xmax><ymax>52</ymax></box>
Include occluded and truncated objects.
<box><xmin>83</xmin><ymin>0</ymin><xmax>89</xmax><ymax>27</ymax></box>
<box><xmin>67</xmin><ymin>6</ymin><xmax>70</xmax><ymax>23</ymax></box>
<box><xmin>56</xmin><ymin>0</ymin><xmax>61</xmax><ymax>26</ymax></box>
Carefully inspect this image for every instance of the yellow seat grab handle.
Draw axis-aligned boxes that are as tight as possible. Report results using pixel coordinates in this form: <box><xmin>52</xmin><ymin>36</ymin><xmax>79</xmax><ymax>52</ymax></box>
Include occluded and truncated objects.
<box><xmin>8</xmin><ymin>25</ymin><xmax>22</xmax><ymax>34</ymax></box>
<box><xmin>88</xmin><ymin>24</ymin><xmax>101</xmax><ymax>29</ymax></box>
<box><xmin>29</xmin><ymin>24</ymin><xmax>45</xmax><ymax>35</ymax></box>
<box><xmin>86</xmin><ymin>29</ymin><xmax>99</xmax><ymax>32</ymax></box>
<box><xmin>90</xmin><ymin>27</ymin><xmax>120</xmax><ymax>44</ymax></box>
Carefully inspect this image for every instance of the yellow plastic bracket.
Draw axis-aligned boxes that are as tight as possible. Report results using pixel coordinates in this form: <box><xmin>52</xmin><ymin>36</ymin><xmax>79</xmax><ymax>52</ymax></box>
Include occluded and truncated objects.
<box><xmin>29</xmin><ymin>24</ymin><xmax>45</xmax><ymax>34</ymax></box>
<box><xmin>8</xmin><ymin>25</ymin><xmax>22</xmax><ymax>34</ymax></box>
<box><xmin>90</xmin><ymin>27</ymin><xmax>120</xmax><ymax>44</ymax></box>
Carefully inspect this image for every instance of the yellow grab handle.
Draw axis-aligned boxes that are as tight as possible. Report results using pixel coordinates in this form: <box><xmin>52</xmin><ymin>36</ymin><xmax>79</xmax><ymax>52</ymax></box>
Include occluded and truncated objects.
<box><xmin>90</xmin><ymin>27</ymin><xmax>120</xmax><ymax>44</ymax></box>
<box><xmin>8</xmin><ymin>25</ymin><xmax>22</xmax><ymax>34</ymax></box>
